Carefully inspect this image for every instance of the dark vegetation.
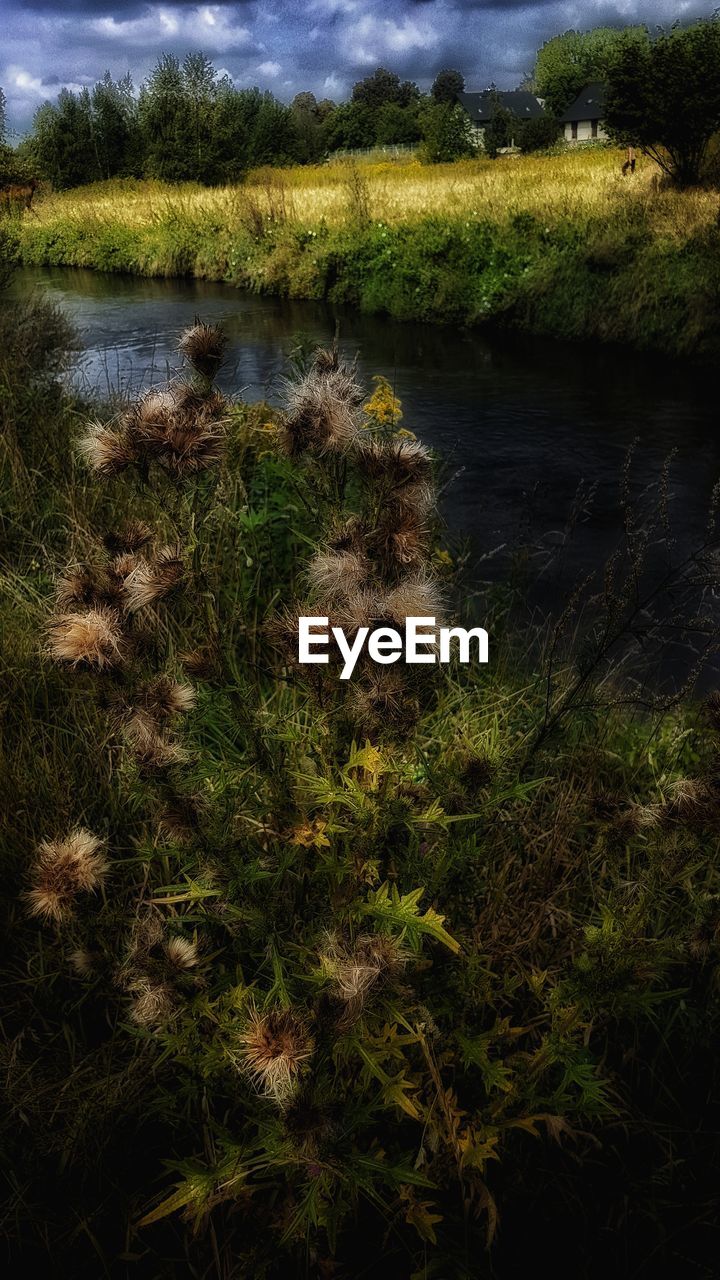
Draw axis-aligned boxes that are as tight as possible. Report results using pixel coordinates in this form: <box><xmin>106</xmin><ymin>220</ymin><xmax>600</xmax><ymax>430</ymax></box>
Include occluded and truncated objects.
<box><xmin>2</xmin><ymin>221</ymin><xmax>720</xmax><ymax>1278</ymax></box>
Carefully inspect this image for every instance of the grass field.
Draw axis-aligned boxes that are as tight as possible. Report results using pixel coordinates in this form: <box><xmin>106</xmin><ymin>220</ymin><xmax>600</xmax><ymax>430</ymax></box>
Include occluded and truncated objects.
<box><xmin>16</xmin><ymin>147</ymin><xmax>720</xmax><ymax>360</ymax></box>
<box><xmin>27</xmin><ymin>148</ymin><xmax>719</xmax><ymax>235</ymax></box>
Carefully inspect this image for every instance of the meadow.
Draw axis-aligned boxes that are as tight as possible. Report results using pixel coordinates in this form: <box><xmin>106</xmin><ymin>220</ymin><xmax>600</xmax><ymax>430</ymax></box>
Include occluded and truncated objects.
<box><xmin>17</xmin><ymin>146</ymin><xmax>720</xmax><ymax>360</ymax></box>
<box><xmin>3</xmin><ymin>222</ymin><xmax>720</xmax><ymax>1274</ymax></box>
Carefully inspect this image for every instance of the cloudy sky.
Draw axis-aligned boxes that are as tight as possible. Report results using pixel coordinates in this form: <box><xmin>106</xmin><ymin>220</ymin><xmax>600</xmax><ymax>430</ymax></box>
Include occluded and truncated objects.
<box><xmin>1</xmin><ymin>0</ymin><xmax>715</xmax><ymax>134</ymax></box>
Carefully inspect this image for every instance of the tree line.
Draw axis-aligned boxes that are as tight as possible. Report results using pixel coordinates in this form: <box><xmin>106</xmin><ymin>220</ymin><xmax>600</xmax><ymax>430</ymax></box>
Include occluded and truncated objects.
<box><xmin>2</xmin><ymin>15</ymin><xmax>720</xmax><ymax>189</ymax></box>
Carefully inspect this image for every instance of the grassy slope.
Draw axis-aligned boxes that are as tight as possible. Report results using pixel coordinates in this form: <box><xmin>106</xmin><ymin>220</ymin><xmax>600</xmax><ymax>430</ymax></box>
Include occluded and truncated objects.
<box><xmin>17</xmin><ymin>148</ymin><xmax>720</xmax><ymax>360</ymax></box>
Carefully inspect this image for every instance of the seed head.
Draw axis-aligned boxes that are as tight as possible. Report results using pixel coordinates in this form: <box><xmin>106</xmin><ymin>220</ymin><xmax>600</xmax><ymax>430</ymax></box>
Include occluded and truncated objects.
<box><xmin>178</xmin><ymin>322</ymin><xmax>227</xmax><ymax>379</ymax></box>
<box><xmin>372</xmin><ymin>508</ymin><xmax>429</xmax><ymax>570</ymax></box>
<box><xmin>140</xmin><ymin>676</ymin><xmax>197</xmax><ymax>719</ymax></box>
<box><xmin>48</xmin><ymin>606</ymin><xmax>126</xmax><ymax>669</ymax></box>
<box><xmin>131</xmin><ymin>385</ymin><xmax>227</xmax><ymax>476</ymax></box>
<box><xmin>333</xmin><ymin>588</ymin><xmax>380</xmax><ymax>637</ymax></box>
<box><xmin>79</xmin><ymin>422</ymin><xmax>137</xmax><ymax>475</ymax></box>
<box><xmin>55</xmin><ymin>567</ymin><xmax>103</xmax><ymax>609</ymax></box>
<box><xmin>129</xmin><ymin>979</ymin><xmax>176</xmax><ymax>1026</ymax></box>
<box><xmin>69</xmin><ymin>948</ymin><xmax>96</xmax><ymax>977</ymax></box>
<box><xmin>26</xmin><ymin>829</ymin><xmax>107</xmax><ymax>923</ymax></box>
<box><xmin>321</xmin><ymin>933</ymin><xmax>406</xmax><ymax>1026</ymax></box>
<box><xmin>281</xmin><ymin>360</ymin><xmax>365</xmax><ymax>457</ymax></box>
<box><xmin>380</xmin><ymin>574</ymin><xmax>444</xmax><ymax>628</ymax></box>
<box><xmin>122</xmin><ymin>546</ymin><xmax>184</xmax><ymax>613</ymax></box>
<box><xmin>306</xmin><ymin>549</ymin><xmax>369</xmax><ymax>601</ymax></box>
<box><xmin>158</xmin><ymin>794</ymin><xmax>204</xmax><ymax>842</ymax></box>
<box><xmin>103</xmin><ymin>521</ymin><xmax>154</xmax><ymax>556</ymax></box>
<box><xmin>166</xmin><ymin>936</ymin><xmax>200</xmax><ymax>969</ymax></box>
<box><xmin>123</xmin><ymin>711</ymin><xmax>187</xmax><ymax>770</ymax></box>
<box><xmin>237</xmin><ymin>1008</ymin><xmax>313</xmax><ymax>1106</ymax></box>
<box><xmin>348</xmin><ymin>669</ymin><xmax>419</xmax><ymax>734</ymax></box>
<box><xmin>180</xmin><ymin>646</ymin><xmax>217</xmax><ymax>679</ymax></box>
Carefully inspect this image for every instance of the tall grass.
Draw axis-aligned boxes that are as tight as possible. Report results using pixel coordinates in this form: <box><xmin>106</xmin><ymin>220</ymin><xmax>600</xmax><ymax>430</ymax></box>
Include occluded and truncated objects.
<box><xmin>15</xmin><ymin>148</ymin><xmax>720</xmax><ymax>360</ymax></box>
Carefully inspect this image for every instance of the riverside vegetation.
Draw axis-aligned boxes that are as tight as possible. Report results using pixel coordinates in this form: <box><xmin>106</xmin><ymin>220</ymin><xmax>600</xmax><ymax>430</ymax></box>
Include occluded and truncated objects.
<box><xmin>3</xmin><ymin>228</ymin><xmax>720</xmax><ymax>1278</ymax></box>
<box><xmin>15</xmin><ymin>145</ymin><xmax>720</xmax><ymax>362</ymax></box>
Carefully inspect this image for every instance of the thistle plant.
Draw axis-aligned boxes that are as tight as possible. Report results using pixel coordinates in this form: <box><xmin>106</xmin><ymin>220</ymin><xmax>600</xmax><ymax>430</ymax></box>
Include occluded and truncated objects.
<box><xmin>18</xmin><ymin>325</ymin><xmax>720</xmax><ymax>1276</ymax></box>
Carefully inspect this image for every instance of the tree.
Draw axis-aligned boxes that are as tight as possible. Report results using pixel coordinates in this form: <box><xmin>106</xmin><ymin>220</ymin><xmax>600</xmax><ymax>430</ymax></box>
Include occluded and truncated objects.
<box><xmin>431</xmin><ymin>69</ymin><xmax>465</xmax><ymax>105</ymax></box>
<box><xmin>482</xmin><ymin>90</ymin><xmax>514</xmax><ymax>159</ymax></box>
<box><xmin>420</xmin><ymin>101</ymin><xmax>476</xmax><ymax>163</ymax></box>
<box><xmin>138</xmin><ymin>55</ymin><xmax>190</xmax><ymax>182</ymax></box>
<box><xmin>352</xmin><ymin>67</ymin><xmax>419</xmax><ymax>111</ymax></box>
<box><xmin>321</xmin><ymin>101</ymin><xmax>376</xmax><ymax>151</ymax></box>
<box><xmin>374</xmin><ymin>102</ymin><xmax>421</xmax><ymax>146</ymax></box>
<box><xmin>32</xmin><ymin>88</ymin><xmax>99</xmax><ymax>189</ymax></box>
<box><xmin>533</xmin><ymin>26</ymin><xmax>649</xmax><ymax>117</ymax></box>
<box><xmin>250</xmin><ymin>93</ymin><xmax>299</xmax><ymax>167</ymax></box>
<box><xmin>90</xmin><ymin>73</ymin><xmax>140</xmax><ymax>180</ymax></box>
<box><xmin>605</xmin><ymin>18</ymin><xmax>720</xmax><ymax>187</ymax></box>
<box><xmin>516</xmin><ymin>115</ymin><xmax>561</xmax><ymax>154</ymax></box>
<box><xmin>291</xmin><ymin>92</ymin><xmax>326</xmax><ymax>164</ymax></box>
<box><xmin>0</xmin><ymin>86</ymin><xmax>6</xmax><ymax>145</ymax></box>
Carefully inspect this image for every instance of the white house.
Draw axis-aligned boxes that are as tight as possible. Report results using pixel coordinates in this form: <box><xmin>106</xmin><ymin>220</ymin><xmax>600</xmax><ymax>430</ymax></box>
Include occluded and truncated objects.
<box><xmin>458</xmin><ymin>89</ymin><xmax>545</xmax><ymax>149</ymax></box>
<box><xmin>559</xmin><ymin>82</ymin><xmax>608</xmax><ymax>143</ymax></box>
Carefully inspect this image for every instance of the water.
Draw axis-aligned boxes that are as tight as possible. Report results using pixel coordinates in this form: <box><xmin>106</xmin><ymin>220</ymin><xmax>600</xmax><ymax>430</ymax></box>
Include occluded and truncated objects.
<box><xmin>11</xmin><ymin>265</ymin><xmax>720</xmax><ymax>685</ymax></box>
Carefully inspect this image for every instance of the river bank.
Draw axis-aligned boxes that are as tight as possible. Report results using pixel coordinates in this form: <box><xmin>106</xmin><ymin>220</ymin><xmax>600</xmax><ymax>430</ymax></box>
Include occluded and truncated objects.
<box><xmin>16</xmin><ymin>149</ymin><xmax>720</xmax><ymax>362</ymax></box>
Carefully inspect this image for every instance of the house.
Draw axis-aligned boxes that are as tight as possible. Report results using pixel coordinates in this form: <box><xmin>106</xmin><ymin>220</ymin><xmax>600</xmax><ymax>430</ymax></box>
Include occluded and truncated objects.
<box><xmin>458</xmin><ymin>90</ymin><xmax>545</xmax><ymax>149</ymax></box>
<box><xmin>559</xmin><ymin>82</ymin><xmax>607</xmax><ymax>143</ymax></box>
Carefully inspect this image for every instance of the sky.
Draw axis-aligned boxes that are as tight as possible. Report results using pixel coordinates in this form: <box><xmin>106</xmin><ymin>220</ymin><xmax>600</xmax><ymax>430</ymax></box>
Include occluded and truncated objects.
<box><xmin>1</xmin><ymin>0</ymin><xmax>716</xmax><ymax>134</ymax></box>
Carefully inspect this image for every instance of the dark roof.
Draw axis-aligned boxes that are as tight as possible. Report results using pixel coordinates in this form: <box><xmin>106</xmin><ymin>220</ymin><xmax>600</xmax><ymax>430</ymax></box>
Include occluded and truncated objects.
<box><xmin>459</xmin><ymin>90</ymin><xmax>545</xmax><ymax>124</ymax></box>
<box><xmin>559</xmin><ymin>82</ymin><xmax>607</xmax><ymax>123</ymax></box>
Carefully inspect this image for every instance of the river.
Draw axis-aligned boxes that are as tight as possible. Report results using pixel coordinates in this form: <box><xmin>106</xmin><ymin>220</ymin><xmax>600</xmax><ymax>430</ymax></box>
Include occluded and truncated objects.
<box><xmin>11</xmin><ymin>265</ymin><xmax>720</xmax><ymax>687</ymax></box>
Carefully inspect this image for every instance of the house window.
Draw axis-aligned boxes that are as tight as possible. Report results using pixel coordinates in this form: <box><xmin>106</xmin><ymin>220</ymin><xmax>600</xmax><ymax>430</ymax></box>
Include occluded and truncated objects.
<box><xmin>591</xmin><ymin>120</ymin><xmax>598</xmax><ymax>139</ymax></box>
<box><xmin>571</xmin><ymin>121</ymin><xmax>578</xmax><ymax>140</ymax></box>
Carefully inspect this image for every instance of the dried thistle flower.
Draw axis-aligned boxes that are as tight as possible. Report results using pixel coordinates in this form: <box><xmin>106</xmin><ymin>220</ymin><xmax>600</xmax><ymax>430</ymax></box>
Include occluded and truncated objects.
<box><xmin>158</xmin><ymin>794</ymin><xmax>204</xmax><ymax>842</ymax></box>
<box><xmin>371</xmin><ymin>508</ymin><xmax>429</xmax><ymax>570</ymax></box>
<box><xmin>78</xmin><ymin>421</ymin><xmax>137</xmax><ymax>475</ymax></box>
<box><xmin>321</xmin><ymin>932</ymin><xmax>406</xmax><ymax>1026</ymax></box>
<box><xmin>313</xmin><ymin>346</ymin><xmax>340</xmax><ymax>374</ymax></box>
<box><xmin>333</xmin><ymin>589</ymin><xmax>380</xmax><ymax>637</ymax></box>
<box><xmin>26</xmin><ymin>829</ymin><xmax>107</xmax><ymax>923</ymax></box>
<box><xmin>180</xmin><ymin>646</ymin><xmax>217</xmax><ymax>679</ymax></box>
<box><xmin>665</xmin><ymin>778</ymin><xmax>713</xmax><ymax>822</ymax></box>
<box><xmin>615</xmin><ymin>803</ymin><xmax>663</xmax><ymax>835</ymax></box>
<box><xmin>131</xmin><ymin>385</ymin><xmax>227</xmax><ymax>476</ymax></box>
<box><xmin>356</xmin><ymin>437</ymin><xmax>432</xmax><ymax>487</ymax></box>
<box><xmin>381</xmin><ymin>574</ymin><xmax>444</xmax><ymax>627</ymax></box>
<box><xmin>129</xmin><ymin>979</ymin><xmax>176</xmax><ymax>1026</ymax></box>
<box><xmin>55</xmin><ymin>567</ymin><xmax>104</xmax><ymax>609</ymax></box>
<box><xmin>103</xmin><ymin>521</ymin><xmax>153</xmax><ymax>556</ymax></box>
<box><xmin>48</xmin><ymin>606</ymin><xmax>126</xmax><ymax>670</ymax></box>
<box><xmin>306</xmin><ymin>549</ymin><xmax>369</xmax><ymax>601</ymax></box>
<box><xmin>237</xmin><ymin>1008</ymin><xmax>313</xmax><ymax>1105</ymax></box>
<box><xmin>178</xmin><ymin>322</ymin><xmax>227</xmax><ymax>379</ymax></box>
<box><xmin>166</xmin><ymin>936</ymin><xmax>200</xmax><ymax>970</ymax></box>
<box><xmin>69</xmin><ymin>948</ymin><xmax>96</xmax><ymax>977</ymax></box>
<box><xmin>348</xmin><ymin>669</ymin><xmax>419</xmax><ymax>734</ymax></box>
<box><xmin>109</xmin><ymin>552</ymin><xmax>140</xmax><ymax>581</ymax></box>
<box><xmin>123</xmin><ymin>711</ymin><xmax>187</xmax><ymax>770</ymax></box>
<box><xmin>281</xmin><ymin>359</ymin><xmax>365</xmax><ymax>457</ymax></box>
<box><xmin>140</xmin><ymin>676</ymin><xmax>197</xmax><ymax>719</ymax></box>
<box><xmin>122</xmin><ymin>546</ymin><xmax>184</xmax><ymax>613</ymax></box>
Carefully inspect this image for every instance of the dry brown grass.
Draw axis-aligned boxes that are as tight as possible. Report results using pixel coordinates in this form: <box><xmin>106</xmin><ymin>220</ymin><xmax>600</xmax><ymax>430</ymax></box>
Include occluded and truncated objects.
<box><xmin>27</xmin><ymin>148</ymin><xmax>719</xmax><ymax>242</ymax></box>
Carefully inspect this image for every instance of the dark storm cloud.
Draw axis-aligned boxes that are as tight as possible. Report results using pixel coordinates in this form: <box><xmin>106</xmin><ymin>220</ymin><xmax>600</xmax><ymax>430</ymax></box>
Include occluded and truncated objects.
<box><xmin>2</xmin><ymin>0</ymin><xmax>717</xmax><ymax>134</ymax></box>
